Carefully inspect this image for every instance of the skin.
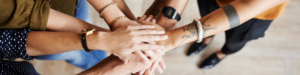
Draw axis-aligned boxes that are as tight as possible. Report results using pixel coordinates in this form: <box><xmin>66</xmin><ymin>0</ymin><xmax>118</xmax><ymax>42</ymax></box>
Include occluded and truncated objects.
<box><xmin>78</xmin><ymin>55</ymin><xmax>155</xmax><ymax>75</ymax></box>
<box><xmin>26</xmin><ymin>9</ymin><xmax>168</xmax><ymax>64</ymax></box>
<box><xmin>77</xmin><ymin>0</ymin><xmax>289</xmax><ymax>74</ymax></box>
<box><xmin>138</xmin><ymin>0</ymin><xmax>290</xmax><ymax>53</ymax></box>
<box><xmin>144</xmin><ymin>0</ymin><xmax>189</xmax><ymax>30</ymax></box>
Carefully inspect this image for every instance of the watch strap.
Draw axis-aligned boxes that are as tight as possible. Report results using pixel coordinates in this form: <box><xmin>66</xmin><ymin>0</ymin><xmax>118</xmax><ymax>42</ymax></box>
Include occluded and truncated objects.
<box><xmin>81</xmin><ymin>34</ymin><xmax>93</xmax><ymax>52</ymax></box>
<box><xmin>161</xmin><ymin>7</ymin><xmax>181</xmax><ymax>21</ymax></box>
<box><xmin>174</xmin><ymin>12</ymin><xmax>181</xmax><ymax>21</ymax></box>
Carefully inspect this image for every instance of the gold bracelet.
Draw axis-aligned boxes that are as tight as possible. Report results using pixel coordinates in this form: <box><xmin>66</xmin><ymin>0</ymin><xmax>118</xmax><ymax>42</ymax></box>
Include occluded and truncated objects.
<box><xmin>110</xmin><ymin>16</ymin><xmax>127</xmax><ymax>27</ymax></box>
<box><xmin>100</xmin><ymin>2</ymin><xmax>118</xmax><ymax>18</ymax></box>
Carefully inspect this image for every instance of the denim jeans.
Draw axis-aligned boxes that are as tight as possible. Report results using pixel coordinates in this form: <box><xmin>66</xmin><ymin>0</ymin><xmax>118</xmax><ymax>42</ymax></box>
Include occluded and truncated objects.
<box><xmin>35</xmin><ymin>0</ymin><xmax>107</xmax><ymax>70</ymax></box>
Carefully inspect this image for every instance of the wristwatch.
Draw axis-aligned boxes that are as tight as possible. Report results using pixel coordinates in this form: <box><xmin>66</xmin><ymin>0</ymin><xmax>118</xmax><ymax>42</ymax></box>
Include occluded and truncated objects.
<box><xmin>161</xmin><ymin>6</ymin><xmax>181</xmax><ymax>21</ymax></box>
<box><xmin>81</xmin><ymin>28</ymin><xmax>96</xmax><ymax>52</ymax></box>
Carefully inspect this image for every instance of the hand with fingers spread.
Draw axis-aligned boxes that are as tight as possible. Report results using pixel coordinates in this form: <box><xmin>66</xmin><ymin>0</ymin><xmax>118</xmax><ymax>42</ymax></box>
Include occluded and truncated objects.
<box><xmin>98</xmin><ymin>25</ymin><xmax>167</xmax><ymax>64</ymax></box>
<box><xmin>132</xmin><ymin>15</ymin><xmax>167</xmax><ymax>75</ymax></box>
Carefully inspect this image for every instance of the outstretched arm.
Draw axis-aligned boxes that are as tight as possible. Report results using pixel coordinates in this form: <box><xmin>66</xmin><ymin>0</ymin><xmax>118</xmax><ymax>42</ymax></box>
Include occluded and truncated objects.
<box><xmin>113</xmin><ymin>0</ymin><xmax>136</xmax><ymax>20</ymax></box>
<box><xmin>142</xmin><ymin>0</ymin><xmax>290</xmax><ymax>52</ymax></box>
<box><xmin>87</xmin><ymin>0</ymin><xmax>139</xmax><ymax>30</ymax></box>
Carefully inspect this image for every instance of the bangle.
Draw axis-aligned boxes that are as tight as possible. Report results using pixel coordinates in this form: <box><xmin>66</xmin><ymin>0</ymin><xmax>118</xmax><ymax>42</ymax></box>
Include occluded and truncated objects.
<box><xmin>194</xmin><ymin>19</ymin><xmax>204</xmax><ymax>43</ymax></box>
<box><xmin>110</xmin><ymin>16</ymin><xmax>127</xmax><ymax>27</ymax></box>
<box><xmin>100</xmin><ymin>2</ymin><xmax>118</xmax><ymax>18</ymax></box>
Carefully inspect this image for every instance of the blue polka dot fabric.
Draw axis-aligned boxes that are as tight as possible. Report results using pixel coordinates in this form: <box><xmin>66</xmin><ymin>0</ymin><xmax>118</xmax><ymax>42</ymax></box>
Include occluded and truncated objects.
<box><xmin>0</xmin><ymin>29</ymin><xmax>33</xmax><ymax>60</ymax></box>
<box><xmin>0</xmin><ymin>29</ymin><xmax>40</xmax><ymax>75</ymax></box>
<box><xmin>0</xmin><ymin>60</ymin><xmax>39</xmax><ymax>75</ymax></box>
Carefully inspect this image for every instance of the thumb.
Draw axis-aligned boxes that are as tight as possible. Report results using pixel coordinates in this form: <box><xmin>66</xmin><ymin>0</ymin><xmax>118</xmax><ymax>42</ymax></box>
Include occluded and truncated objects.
<box><xmin>120</xmin><ymin>58</ymin><xmax>128</xmax><ymax>64</ymax></box>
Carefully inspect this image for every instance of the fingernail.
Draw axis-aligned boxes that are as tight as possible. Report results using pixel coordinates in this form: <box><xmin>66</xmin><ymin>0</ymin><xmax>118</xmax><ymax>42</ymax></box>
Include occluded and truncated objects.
<box><xmin>161</xmin><ymin>46</ymin><xmax>165</xmax><ymax>48</ymax></box>
<box><xmin>158</xmin><ymin>70</ymin><xmax>162</xmax><ymax>74</ymax></box>
<box><xmin>156</xmin><ymin>50</ymin><xmax>162</xmax><ymax>53</ymax></box>
<box><xmin>164</xmin><ymin>35</ymin><xmax>168</xmax><ymax>39</ymax></box>
<box><xmin>162</xmin><ymin>52</ymin><xmax>165</xmax><ymax>55</ymax></box>
<box><xmin>160</xmin><ymin>31</ymin><xmax>165</xmax><ymax>33</ymax></box>
<box><xmin>139</xmin><ymin>72</ymin><xmax>143</xmax><ymax>75</ymax></box>
<box><xmin>142</xmin><ymin>15</ymin><xmax>146</xmax><ymax>18</ymax></box>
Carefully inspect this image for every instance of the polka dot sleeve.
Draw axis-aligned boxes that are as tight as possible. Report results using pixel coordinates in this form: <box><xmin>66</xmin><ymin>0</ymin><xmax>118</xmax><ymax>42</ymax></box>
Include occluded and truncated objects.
<box><xmin>0</xmin><ymin>29</ymin><xmax>33</xmax><ymax>60</ymax></box>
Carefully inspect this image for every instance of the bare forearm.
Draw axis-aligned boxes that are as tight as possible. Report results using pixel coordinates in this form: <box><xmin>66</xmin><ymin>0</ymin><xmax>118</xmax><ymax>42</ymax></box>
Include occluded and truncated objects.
<box><xmin>47</xmin><ymin>9</ymin><xmax>110</xmax><ymax>33</ymax></box>
<box><xmin>113</xmin><ymin>0</ymin><xmax>136</xmax><ymax>20</ymax></box>
<box><xmin>146</xmin><ymin>0</ymin><xmax>189</xmax><ymax>30</ymax></box>
<box><xmin>26</xmin><ymin>31</ymin><xmax>106</xmax><ymax>56</ymax></box>
<box><xmin>87</xmin><ymin>0</ymin><xmax>137</xmax><ymax>30</ymax></box>
<box><xmin>162</xmin><ymin>0</ymin><xmax>289</xmax><ymax>52</ymax></box>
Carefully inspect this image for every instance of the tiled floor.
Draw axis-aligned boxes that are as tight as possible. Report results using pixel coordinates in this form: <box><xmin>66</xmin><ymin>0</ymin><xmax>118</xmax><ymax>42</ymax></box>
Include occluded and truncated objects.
<box><xmin>30</xmin><ymin>0</ymin><xmax>300</xmax><ymax>75</ymax></box>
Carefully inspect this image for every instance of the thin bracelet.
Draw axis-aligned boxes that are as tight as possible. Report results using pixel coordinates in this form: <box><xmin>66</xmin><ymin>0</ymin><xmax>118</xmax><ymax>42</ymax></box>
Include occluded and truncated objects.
<box><xmin>110</xmin><ymin>16</ymin><xmax>127</xmax><ymax>27</ymax></box>
<box><xmin>100</xmin><ymin>2</ymin><xmax>118</xmax><ymax>18</ymax></box>
<box><xmin>194</xmin><ymin>19</ymin><xmax>204</xmax><ymax>43</ymax></box>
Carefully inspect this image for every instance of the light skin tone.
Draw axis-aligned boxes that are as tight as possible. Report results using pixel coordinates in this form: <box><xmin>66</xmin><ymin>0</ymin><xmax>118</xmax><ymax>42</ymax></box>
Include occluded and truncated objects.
<box><xmin>141</xmin><ymin>0</ymin><xmax>290</xmax><ymax>53</ymax></box>
<box><xmin>78</xmin><ymin>55</ymin><xmax>155</xmax><ymax>75</ymax></box>
<box><xmin>144</xmin><ymin>0</ymin><xmax>189</xmax><ymax>30</ymax></box>
<box><xmin>26</xmin><ymin>9</ymin><xmax>167</xmax><ymax>64</ymax></box>
<box><xmin>26</xmin><ymin>0</ymin><xmax>289</xmax><ymax>75</ymax></box>
<box><xmin>137</xmin><ymin>2</ymin><xmax>290</xmax><ymax>73</ymax></box>
<box><xmin>87</xmin><ymin>0</ymin><xmax>167</xmax><ymax>74</ymax></box>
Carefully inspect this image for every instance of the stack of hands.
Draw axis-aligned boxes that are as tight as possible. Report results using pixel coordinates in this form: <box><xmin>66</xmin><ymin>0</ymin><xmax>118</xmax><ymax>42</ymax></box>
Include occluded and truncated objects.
<box><xmin>81</xmin><ymin>15</ymin><xmax>170</xmax><ymax>75</ymax></box>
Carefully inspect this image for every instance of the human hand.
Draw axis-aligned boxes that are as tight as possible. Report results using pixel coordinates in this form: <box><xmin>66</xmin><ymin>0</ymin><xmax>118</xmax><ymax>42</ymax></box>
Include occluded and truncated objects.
<box><xmin>98</xmin><ymin>25</ymin><xmax>167</xmax><ymax>64</ymax></box>
<box><xmin>135</xmin><ymin>15</ymin><xmax>167</xmax><ymax>75</ymax></box>
<box><xmin>136</xmin><ymin>16</ymin><xmax>175</xmax><ymax>52</ymax></box>
<box><xmin>79</xmin><ymin>55</ymin><xmax>156</xmax><ymax>75</ymax></box>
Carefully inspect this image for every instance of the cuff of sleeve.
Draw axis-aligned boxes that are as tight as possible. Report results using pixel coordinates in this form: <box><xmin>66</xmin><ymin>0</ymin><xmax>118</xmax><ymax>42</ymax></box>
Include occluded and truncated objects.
<box><xmin>29</xmin><ymin>0</ymin><xmax>50</xmax><ymax>31</ymax></box>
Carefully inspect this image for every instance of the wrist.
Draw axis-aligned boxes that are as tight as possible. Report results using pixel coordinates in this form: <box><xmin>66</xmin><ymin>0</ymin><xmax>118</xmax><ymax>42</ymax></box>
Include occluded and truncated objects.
<box><xmin>86</xmin><ymin>31</ymin><xmax>110</xmax><ymax>52</ymax></box>
<box><xmin>111</xmin><ymin>18</ymin><xmax>138</xmax><ymax>31</ymax></box>
<box><xmin>156</xmin><ymin>13</ymin><xmax>178</xmax><ymax>30</ymax></box>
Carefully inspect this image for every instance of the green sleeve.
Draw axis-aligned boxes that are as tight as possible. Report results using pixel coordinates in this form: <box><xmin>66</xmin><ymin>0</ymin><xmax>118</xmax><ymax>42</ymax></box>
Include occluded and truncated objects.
<box><xmin>0</xmin><ymin>0</ymin><xmax>50</xmax><ymax>31</ymax></box>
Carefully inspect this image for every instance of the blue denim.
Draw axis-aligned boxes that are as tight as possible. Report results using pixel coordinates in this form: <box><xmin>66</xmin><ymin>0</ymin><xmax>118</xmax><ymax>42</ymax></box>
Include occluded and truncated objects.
<box><xmin>35</xmin><ymin>0</ymin><xmax>107</xmax><ymax>70</ymax></box>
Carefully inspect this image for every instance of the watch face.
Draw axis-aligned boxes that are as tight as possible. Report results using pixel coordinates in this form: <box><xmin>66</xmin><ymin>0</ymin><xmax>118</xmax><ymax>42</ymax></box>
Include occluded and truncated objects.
<box><xmin>165</xmin><ymin>7</ymin><xmax>175</xmax><ymax>18</ymax></box>
<box><xmin>167</xmin><ymin>9</ymin><xmax>173</xmax><ymax>17</ymax></box>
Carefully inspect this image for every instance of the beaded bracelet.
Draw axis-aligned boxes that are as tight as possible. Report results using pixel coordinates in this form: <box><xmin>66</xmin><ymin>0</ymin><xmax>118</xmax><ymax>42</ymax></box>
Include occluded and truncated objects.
<box><xmin>100</xmin><ymin>2</ymin><xmax>118</xmax><ymax>18</ymax></box>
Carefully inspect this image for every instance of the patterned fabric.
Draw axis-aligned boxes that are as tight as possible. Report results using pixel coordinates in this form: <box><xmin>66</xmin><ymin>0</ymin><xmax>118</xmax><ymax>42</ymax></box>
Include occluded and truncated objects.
<box><xmin>0</xmin><ymin>29</ymin><xmax>33</xmax><ymax>60</ymax></box>
<box><xmin>0</xmin><ymin>29</ymin><xmax>39</xmax><ymax>75</ymax></box>
<box><xmin>0</xmin><ymin>60</ymin><xmax>39</xmax><ymax>75</ymax></box>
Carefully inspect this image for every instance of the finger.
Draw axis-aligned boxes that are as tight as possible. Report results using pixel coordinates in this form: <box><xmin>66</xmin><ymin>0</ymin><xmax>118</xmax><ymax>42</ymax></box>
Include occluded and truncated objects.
<box><xmin>155</xmin><ymin>65</ymin><xmax>163</xmax><ymax>74</ymax></box>
<box><xmin>144</xmin><ymin>69</ymin><xmax>153</xmax><ymax>75</ymax></box>
<box><xmin>137</xmin><ymin>16</ymin><xmax>142</xmax><ymax>20</ymax></box>
<box><xmin>139</xmin><ymin>15</ymin><xmax>147</xmax><ymax>21</ymax></box>
<box><xmin>120</xmin><ymin>58</ymin><xmax>128</xmax><ymax>64</ymax></box>
<box><xmin>134</xmin><ymin>44</ymin><xmax>164</xmax><ymax>50</ymax></box>
<box><xmin>134</xmin><ymin>51</ymin><xmax>150</xmax><ymax>64</ymax></box>
<box><xmin>143</xmin><ymin>50</ymin><xmax>158</xmax><ymax>61</ymax></box>
<box><xmin>139</xmin><ymin>70</ymin><xmax>146</xmax><ymax>75</ymax></box>
<box><xmin>128</xmin><ymin>25</ymin><xmax>155</xmax><ymax>30</ymax></box>
<box><xmin>159</xmin><ymin>57</ymin><xmax>166</xmax><ymax>69</ymax></box>
<box><xmin>150</xmin><ymin>59</ymin><xmax>159</xmax><ymax>72</ymax></box>
<box><xmin>136</xmin><ymin>35</ymin><xmax>168</xmax><ymax>42</ymax></box>
<box><xmin>151</xmin><ymin>19</ymin><xmax>156</xmax><ymax>23</ymax></box>
<box><xmin>145</xmin><ymin>15</ymin><xmax>153</xmax><ymax>22</ymax></box>
<box><xmin>132</xmin><ymin>30</ymin><xmax>165</xmax><ymax>35</ymax></box>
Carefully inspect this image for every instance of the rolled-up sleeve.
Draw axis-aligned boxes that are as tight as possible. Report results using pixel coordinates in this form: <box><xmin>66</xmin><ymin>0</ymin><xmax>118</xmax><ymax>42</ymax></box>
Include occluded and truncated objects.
<box><xmin>0</xmin><ymin>0</ymin><xmax>50</xmax><ymax>31</ymax></box>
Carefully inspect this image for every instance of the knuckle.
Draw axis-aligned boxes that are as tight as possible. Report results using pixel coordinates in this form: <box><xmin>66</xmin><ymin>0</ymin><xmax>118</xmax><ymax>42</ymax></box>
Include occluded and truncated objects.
<box><xmin>130</xmin><ymin>44</ymin><xmax>138</xmax><ymax>49</ymax></box>
<box><xmin>126</xmin><ymin>26</ymin><xmax>132</xmax><ymax>30</ymax></box>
